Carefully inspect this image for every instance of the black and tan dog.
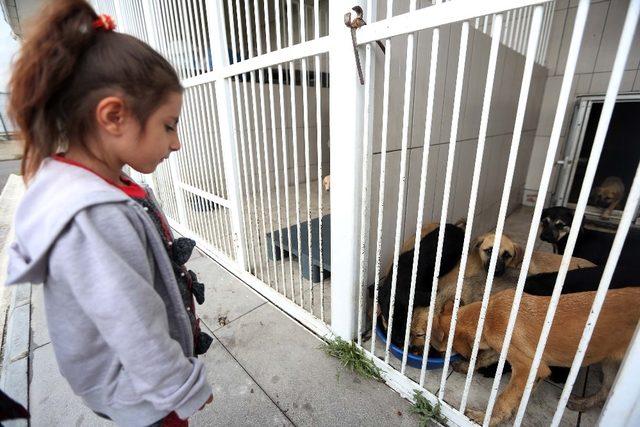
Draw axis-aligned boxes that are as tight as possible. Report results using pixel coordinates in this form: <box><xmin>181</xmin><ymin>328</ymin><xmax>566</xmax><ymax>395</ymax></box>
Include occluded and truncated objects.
<box><xmin>591</xmin><ymin>176</ymin><xmax>625</xmax><ymax>219</ymax></box>
<box><xmin>433</xmin><ymin>288</ymin><xmax>640</xmax><ymax>426</ymax></box>
<box><xmin>374</xmin><ymin>222</ymin><xmax>465</xmax><ymax>349</ymax></box>
<box><xmin>540</xmin><ymin>206</ymin><xmax>640</xmax><ymax>285</ymax></box>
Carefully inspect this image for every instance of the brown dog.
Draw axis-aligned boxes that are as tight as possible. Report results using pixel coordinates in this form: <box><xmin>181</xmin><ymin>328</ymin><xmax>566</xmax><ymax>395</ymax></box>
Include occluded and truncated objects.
<box><xmin>476</xmin><ymin>232</ymin><xmax>594</xmax><ymax>276</ymax></box>
<box><xmin>591</xmin><ymin>176</ymin><xmax>625</xmax><ymax>219</ymax></box>
<box><xmin>433</xmin><ymin>288</ymin><xmax>640</xmax><ymax>426</ymax></box>
<box><xmin>409</xmin><ymin>233</ymin><xmax>594</xmax><ymax>349</ymax></box>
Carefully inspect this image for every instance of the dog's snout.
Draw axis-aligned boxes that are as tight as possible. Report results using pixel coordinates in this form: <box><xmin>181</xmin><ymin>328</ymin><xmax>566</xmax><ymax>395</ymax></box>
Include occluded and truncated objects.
<box><xmin>494</xmin><ymin>259</ymin><xmax>506</xmax><ymax>276</ymax></box>
<box><xmin>540</xmin><ymin>227</ymin><xmax>557</xmax><ymax>243</ymax></box>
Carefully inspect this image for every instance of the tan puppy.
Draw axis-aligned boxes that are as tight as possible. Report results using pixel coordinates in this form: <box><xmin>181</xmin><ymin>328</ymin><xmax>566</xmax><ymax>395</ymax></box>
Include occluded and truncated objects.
<box><xmin>591</xmin><ymin>176</ymin><xmax>625</xmax><ymax>219</ymax></box>
<box><xmin>476</xmin><ymin>232</ymin><xmax>594</xmax><ymax>276</ymax></box>
<box><xmin>322</xmin><ymin>175</ymin><xmax>331</xmax><ymax>191</ymax></box>
<box><xmin>433</xmin><ymin>288</ymin><xmax>640</xmax><ymax>426</ymax></box>
<box><xmin>409</xmin><ymin>233</ymin><xmax>594</xmax><ymax>349</ymax></box>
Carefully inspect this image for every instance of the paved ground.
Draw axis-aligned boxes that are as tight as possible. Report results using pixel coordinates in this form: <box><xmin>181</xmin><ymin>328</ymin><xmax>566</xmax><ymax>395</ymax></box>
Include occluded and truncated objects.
<box><xmin>0</xmin><ymin>159</ymin><xmax>20</xmax><ymax>190</ymax></box>
<box><xmin>25</xmin><ymin>253</ymin><xmax>423</xmax><ymax>426</ymax></box>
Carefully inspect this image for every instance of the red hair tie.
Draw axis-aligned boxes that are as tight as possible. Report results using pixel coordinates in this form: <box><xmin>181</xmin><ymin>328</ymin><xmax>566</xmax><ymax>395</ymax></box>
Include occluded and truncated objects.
<box><xmin>93</xmin><ymin>14</ymin><xmax>116</xmax><ymax>31</ymax></box>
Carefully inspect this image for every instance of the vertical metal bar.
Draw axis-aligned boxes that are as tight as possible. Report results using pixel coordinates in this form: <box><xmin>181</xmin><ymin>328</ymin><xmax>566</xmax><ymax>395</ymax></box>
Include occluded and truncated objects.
<box><xmin>369</xmin><ymin>37</ymin><xmax>392</xmax><ymax>355</ymax></box>
<box><xmin>193</xmin><ymin>86</ymin><xmax>225</xmax><ymax>251</ymax></box>
<box><xmin>370</xmin><ymin>0</ymin><xmax>395</xmax><ymax>352</ymax></box>
<box><xmin>254</xmin><ymin>1</ymin><xmax>280</xmax><ymax>292</ymax></box>
<box><xmin>298</xmin><ymin>1</ymin><xmax>315</xmax><ymax>311</ymax></box>
<box><xmin>237</xmin><ymin>0</ymin><xmax>266</xmax><ymax>280</ymax></box>
<box><xmin>286</xmin><ymin>0</ymin><xmax>304</xmax><ymax>306</ymax></box>
<box><xmin>437</xmin><ymin>16</ymin><xmax>504</xmax><ymax>402</ymax></box>
<box><xmin>417</xmin><ymin>25</ymin><xmax>441</xmax><ymax>388</ymax></box>
<box><xmin>599</xmin><ymin>321</ymin><xmax>640</xmax><ymax>424</ymax></box>
<box><xmin>206</xmin><ymin>0</ymin><xmax>248</xmax><ymax>269</ymax></box>
<box><xmin>166</xmin><ymin>0</ymin><xmax>184</xmax><ymax>79</ymax></box>
<box><xmin>275</xmin><ymin>0</ymin><xmax>296</xmax><ymax>300</ymax></box>
<box><xmin>356</xmin><ymin>0</ymin><xmax>377</xmax><ymax>344</ymax></box>
<box><xmin>508</xmin><ymin>6</ymin><xmax>517</xmax><ymax>49</ymax></box>
<box><xmin>184</xmin><ymin>88</ymin><xmax>215</xmax><ymax>244</ymax></box>
<box><xmin>314</xmin><ymin>0</ymin><xmax>326</xmax><ymax>322</ymax></box>
<box><xmin>188</xmin><ymin>0</ymin><xmax>206</xmax><ymax>75</ymax></box>
<box><xmin>513</xmin><ymin>7</ymin><xmax>523</xmax><ymax>51</ymax></box>
<box><xmin>523</xmin><ymin>6</ymin><xmax>533</xmax><ymax>54</ymax></box>
<box><xmin>176</xmin><ymin>0</ymin><xmax>193</xmax><ymax>79</ymax></box>
<box><xmin>483</xmin><ymin>2</ymin><xmax>591</xmax><ymax>422</ymax></box>
<box><xmin>211</xmin><ymin>85</ymin><xmax>236</xmax><ymax>257</ymax></box>
<box><xmin>243</xmin><ymin>0</ymin><xmax>273</xmax><ymax>288</ymax></box>
<box><xmin>204</xmin><ymin>83</ymin><xmax>233</xmax><ymax>256</ymax></box>
<box><xmin>541</xmin><ymin>0</ymin><xmax>556</xmax><ymax>66</ymax></box>
<box><xmin>514</xmin><ymin>1</ymin><xmax>639</xmax><ymax>423</ymax></box>
<box><xmin>330</xmin><ymin>0</ymin><xmax>369</xmax><ymax>339</ymax></box>
<box><xmin>196</xmin><ymin>0</ymin><xmax>212</xmax><ymax>72</ymax></box>
<box><xmin>482</xmin><ymin>15</ymin><xmax>488</xmax><ymax>33</ymax></box>
<box><xmin>228</xmin><ymin>0</ymin><xmax>258</xmax><ymax>272</ymax></box>
<box><xmin>503</xmin><ymin>10</ymin><xmax>511</xmax><ymax>45</ymax></box>
<box><xmin>418</xmin><ymin>18</ymin><xmax>468</xmax><ymax>395</ymax></box>
<box><xmin>263</xmin><ymin>2</ymin><xmax>286</xmax><ymax>294</ymax></box>
<box><xmin>385</xmin><ymin>26</ymin><xmax>416</xmax><ymax>367</ymax></box>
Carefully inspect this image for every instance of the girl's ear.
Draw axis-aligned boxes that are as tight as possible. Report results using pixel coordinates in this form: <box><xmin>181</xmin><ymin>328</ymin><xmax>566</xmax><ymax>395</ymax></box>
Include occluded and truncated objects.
<box><xmin>95</xmin><ymin>96</ymin><xmax>127</xmax><ymax>135</ymax></box>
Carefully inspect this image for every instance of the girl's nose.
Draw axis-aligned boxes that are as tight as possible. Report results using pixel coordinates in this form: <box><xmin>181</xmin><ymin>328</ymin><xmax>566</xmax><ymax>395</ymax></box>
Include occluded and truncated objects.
<box><xmin>171</xmin><ymin>137</ymin><xmax>181</xmax><ymax>152</ymax></box>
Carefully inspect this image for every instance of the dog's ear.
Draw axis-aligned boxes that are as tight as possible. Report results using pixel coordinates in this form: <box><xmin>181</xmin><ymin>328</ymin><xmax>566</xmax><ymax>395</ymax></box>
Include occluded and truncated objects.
<box><xmin>512</xmin><ymin>242</ymin><xmax>524</xmax><ymax>267</ymax></box>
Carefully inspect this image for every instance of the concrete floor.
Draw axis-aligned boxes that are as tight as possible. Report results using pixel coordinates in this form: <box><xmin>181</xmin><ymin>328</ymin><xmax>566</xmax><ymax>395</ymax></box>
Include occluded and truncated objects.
<box><xmin>0</xmin><ymin>159</ymin><xmax>20</xmax><ymax>190</ymax></box>
<box><xmin>26</xmin><ymin>249</ymin><xmax>423</xmax><ymax>426</ymax></box>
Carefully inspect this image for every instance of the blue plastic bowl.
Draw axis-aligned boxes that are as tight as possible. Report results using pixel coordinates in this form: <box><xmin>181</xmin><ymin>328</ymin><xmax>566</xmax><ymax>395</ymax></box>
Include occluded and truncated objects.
<box><xmin>375</xmin><ymin>323</ymin><xmax>462</xmax><ymax>370</ymax></box>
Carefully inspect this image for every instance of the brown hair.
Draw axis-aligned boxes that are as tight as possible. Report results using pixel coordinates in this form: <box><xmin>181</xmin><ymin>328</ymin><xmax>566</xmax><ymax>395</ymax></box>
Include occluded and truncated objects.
<box><xmin>8</xmin><ymin>0</ymin><xmax>182</xmax><ymax>181</ymax></box>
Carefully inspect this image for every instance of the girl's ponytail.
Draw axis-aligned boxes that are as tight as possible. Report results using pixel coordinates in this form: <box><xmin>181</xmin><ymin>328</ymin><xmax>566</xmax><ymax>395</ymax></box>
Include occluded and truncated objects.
<box><xmin>8</xmin><ymin>0</ymin><xmax>181</xmax><ymax>181</ymax></box>
<box><xmin>9</xmin><ymin>0</ymin><xmax>97</xmax><ymax>180</ymax></box>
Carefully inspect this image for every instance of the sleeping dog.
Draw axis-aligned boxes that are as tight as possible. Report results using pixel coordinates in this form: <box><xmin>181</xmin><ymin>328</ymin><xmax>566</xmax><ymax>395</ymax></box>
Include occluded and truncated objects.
<box><xmin>375</xmin><ymin>223</ymin><xmax>465</xmax><ymax>349</ymax></box>
<box><xmin>410</xmin><ymin>232</ymin><xmax>593</xmax><ymax>349</ymax></box>
<box><xmin>590</xmin><ymin>176</ymin><xmax>625</xmax><ymax>219</ymax></box>
<box><xmin>410</xmin><ymin>233</ymin><xmax>594</xmax><ymax>382</ymax></box>
<box><xmin>433</xmin><ymin>288</ymin><xmax>640</xmax><ymax>425</ymax></box>
<box><xmin>540</xmin><ymin>206</ymin><xmax>640</xmax><ymax>285</ymax></box>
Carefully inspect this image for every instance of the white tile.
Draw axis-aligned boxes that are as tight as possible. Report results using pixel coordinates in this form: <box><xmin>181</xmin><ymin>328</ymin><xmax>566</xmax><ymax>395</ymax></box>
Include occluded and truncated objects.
<box><xmin>576</xmin><ymin>73</ymin><xmax>594</xmax><ymax>95</ymax></box>
<box><xmin>460</xmin><ymin>28</ymin><xmax>490</xmax><ymax>142</ymax></box>
<box><xmin>577</xmin><ymin>2</ymin><xmax>610</xmax><ymax>74</ymax></box>
<box><xmin>525</xmin><ymin>136</ymin><xmax>551</xmax><ymax>190</ymax></box>
<box><xmin>594</xmin><ymin>0</ymin><xmax>640</xmax><ymax>72</ymax></box>
<box><xmin>546</xmin><ymin>8</ymin><xmax>570</xmax><ymax>75</ymax></box>
<box><xmin>535</xmin><ymin>76</ymin><xmax>564</xmax><ymax>137</ymax></box>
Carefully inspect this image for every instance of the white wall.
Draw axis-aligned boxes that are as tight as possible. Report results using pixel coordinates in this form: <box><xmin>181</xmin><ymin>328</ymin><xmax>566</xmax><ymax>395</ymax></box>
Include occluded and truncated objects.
<box><xmin>524</xmin><ymin>0</ymin><xmax>640</xmax><ymax>206</ymax></box>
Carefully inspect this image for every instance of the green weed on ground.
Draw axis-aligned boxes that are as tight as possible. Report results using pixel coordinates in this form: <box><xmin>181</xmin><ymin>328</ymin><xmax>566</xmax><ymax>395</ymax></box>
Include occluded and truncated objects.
<box><xmin>410</xmin><ymin>390</ymin><xmax>445</xmax><ymax>426</ymax></box>
<box><xmin>321</xmin><ymin>337</ymin><xmax>382</xmax><ymax>381</ymax></box>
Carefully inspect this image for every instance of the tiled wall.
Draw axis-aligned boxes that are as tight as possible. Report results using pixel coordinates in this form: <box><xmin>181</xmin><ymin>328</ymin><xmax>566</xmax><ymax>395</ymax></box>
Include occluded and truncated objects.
<box><xmin>524</xmin><ymin>0</ymin><xmax>640</xmax><ymax>205</ymax></box>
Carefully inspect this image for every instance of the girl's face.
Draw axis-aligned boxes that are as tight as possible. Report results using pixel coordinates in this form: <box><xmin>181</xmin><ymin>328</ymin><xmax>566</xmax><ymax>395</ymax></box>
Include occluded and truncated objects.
<box><xmin>126</xmin><ymin>91</ymin><xmax>183</xmax><ymax>174</ymax></box>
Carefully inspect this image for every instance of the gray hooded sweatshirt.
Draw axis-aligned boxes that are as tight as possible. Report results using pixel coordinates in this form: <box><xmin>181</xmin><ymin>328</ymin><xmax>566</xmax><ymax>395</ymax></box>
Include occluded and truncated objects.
<box><xmin>5</xmin><ymin>159</ymin><xmax>212</xmax><ymax>426</ymax></box>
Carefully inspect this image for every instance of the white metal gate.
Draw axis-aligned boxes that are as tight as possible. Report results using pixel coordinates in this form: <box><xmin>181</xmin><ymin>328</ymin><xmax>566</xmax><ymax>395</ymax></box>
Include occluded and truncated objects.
<box><xmin>96</xmin><ymin>0</ymin><xmax>640</xmax><ymax>425</ymax></box>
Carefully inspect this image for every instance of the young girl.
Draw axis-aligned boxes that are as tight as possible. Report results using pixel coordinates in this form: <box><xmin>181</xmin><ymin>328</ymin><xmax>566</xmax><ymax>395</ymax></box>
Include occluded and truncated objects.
<box><xmin>5</xmin><ymin>1</ymin><xmax>213</xmax><ymax>425</ymax></box>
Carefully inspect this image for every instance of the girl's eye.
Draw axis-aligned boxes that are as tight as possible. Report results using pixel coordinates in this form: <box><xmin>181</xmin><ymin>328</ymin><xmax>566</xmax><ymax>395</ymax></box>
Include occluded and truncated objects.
<box><xmin>165</xmin><ymin>125</ymin><xmax>176</xmax><ymax>132</ymax></box>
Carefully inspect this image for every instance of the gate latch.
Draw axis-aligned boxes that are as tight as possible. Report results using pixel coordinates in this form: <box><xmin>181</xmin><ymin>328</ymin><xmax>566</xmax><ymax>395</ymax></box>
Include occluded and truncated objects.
<box><xmin>344</xmin><ymin>6</ymin><xmax>385</xmax><ymax>85</ymax></box>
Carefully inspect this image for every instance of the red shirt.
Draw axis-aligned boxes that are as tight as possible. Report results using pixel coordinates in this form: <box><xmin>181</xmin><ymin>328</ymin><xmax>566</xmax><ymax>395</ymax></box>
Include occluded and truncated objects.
<box><xmin>52</xmin><ymin>154</ymin><xmax>146</xmax><ymax>199</ymax></box>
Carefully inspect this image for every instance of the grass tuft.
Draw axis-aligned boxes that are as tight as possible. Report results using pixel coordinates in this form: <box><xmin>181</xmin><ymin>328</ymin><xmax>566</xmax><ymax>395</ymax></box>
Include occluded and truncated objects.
<box><xmin>410</xmin><ymin>390</ymin><xmax>445</xmax><ymax>426</ymax></box>
<box><xmin>321</xmin><ymin>337</ymin><xmax>382</xmax><ymax>381</ymax></box>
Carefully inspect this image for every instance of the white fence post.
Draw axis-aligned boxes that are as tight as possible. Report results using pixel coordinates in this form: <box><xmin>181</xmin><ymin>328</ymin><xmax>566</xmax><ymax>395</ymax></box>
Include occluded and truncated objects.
<box><xmin>329</xmin><ymin>1</ymin><xmax>367</xmax><ymax>340</ymax></box>
<box><xmin>205</xmin><ymin>0</ymin><xmax>247</xmax><ymax>269</ymax></box>
<box><xmin>600</xmin><ymin>321</ymin><xmax>640</xmax><ymax>425</ymax></box>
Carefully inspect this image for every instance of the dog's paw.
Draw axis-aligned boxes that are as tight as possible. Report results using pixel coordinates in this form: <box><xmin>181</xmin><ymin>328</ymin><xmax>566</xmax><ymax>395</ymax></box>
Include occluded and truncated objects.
<box><xmin>452</xmin><ymin>360</ymin><xmax>470</xmax><ymax>374</ymax></box>
<box><xmin>465</xmin><ymin>408</ymin><xmax>486</xmax><ymax>424</ymax></box>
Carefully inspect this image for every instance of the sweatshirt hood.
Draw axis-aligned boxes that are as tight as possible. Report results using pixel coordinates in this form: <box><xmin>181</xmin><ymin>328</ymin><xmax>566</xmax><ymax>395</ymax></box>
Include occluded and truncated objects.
<box><xmin>6</xmin><ymin>158</ymin><xmax>130</xmax><ymax>285</ymax></box>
